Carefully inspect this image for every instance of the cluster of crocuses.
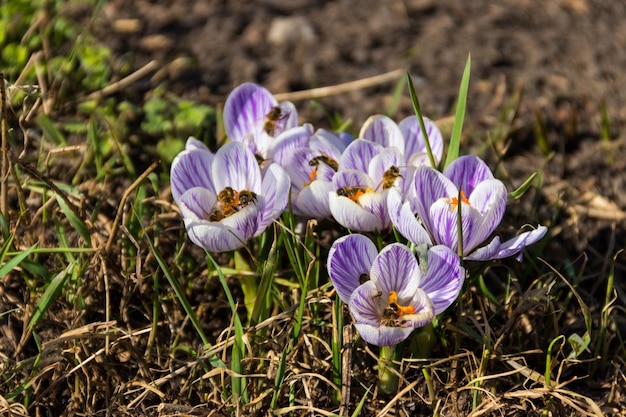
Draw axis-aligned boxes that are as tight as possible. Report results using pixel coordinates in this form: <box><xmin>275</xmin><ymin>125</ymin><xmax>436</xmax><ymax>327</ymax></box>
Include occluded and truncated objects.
<box><xmin>170</xmin><ymin>82</ymin><xmax>547</xmax><ymax>347</ymax></box>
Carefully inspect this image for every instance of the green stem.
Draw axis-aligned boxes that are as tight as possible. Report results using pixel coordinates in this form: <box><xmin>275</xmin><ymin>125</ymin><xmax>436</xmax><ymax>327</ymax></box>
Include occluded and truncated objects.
<box><xmin>378</xmin><ymin>345</ymin><xmax>398</xmax><ymax>394</ymax></box>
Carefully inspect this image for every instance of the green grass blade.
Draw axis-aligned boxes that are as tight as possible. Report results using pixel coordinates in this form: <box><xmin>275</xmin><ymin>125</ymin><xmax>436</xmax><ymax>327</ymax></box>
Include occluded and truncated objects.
<box><xmin>145</xmin><ymin>235</ymin><xmax>225</xmax><ymax>368</ymax></box>
<box><xmin>55</xmin><ymin>194</ymin><xmax>92</xmax><ymax>246</ymax></box>
<box><xmin>508</xmin><ymin>172</ymin><xmax>537</xmax><ymax>200</ymax></box>
<box><xmin>27</xmin><ymin>262</ymin><xmax>74</xmax><ymax>333</ymax></box>
<box><xmin>0</xmin><ymin>242</ymin><xmax>37</xmax><ymax>277</ymax></box>
<box><xmin>250</xmin><ymin>228</ymin><xmax>279</xmax><ymax>326</ymax></box>
<box><xmin>37</xmin><ymin>114</ymin><xmax>67</xmax><ymax>146</ymax></box>
<box><xmin>444</xmin><ymin>54</ymin><xmax>471</xmax><ymax>169</ymax></box>
<box><xmin>350</xmin><ymin>386</ymin><xmax>371</xmax><ymax>417</ymax></box>
<box><xmin>270</xmin><ymin>343</ymin><xmax>290</xmax><ymax>410</ymax></box>
<box><xmin>206</xmin><ymin>252</ymin><xmax>249</xmax><ymax>404</ymax></box>
<box><xmin>407</xmin><ymin>72</ymin><xmax>437</xmax><ymax>169</ymax></box>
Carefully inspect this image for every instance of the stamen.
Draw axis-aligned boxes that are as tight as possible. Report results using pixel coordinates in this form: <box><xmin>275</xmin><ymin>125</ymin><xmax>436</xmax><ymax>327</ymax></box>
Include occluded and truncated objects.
<box><xmin>387</xmin><ymin>291</ymin><xmax>415</xmax><ymax>317</ymax></box>
<box><xmin>450</xmin><ymin>190</ymin><xmax>470</xmax><ymax>211</ymax></box>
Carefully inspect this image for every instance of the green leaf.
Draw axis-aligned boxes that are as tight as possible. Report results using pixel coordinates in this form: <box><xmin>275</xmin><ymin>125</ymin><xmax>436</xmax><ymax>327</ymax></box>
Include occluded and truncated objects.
<box><xmin>0</xmin><ymin>242</ymin><xmax>37</xmax><ymax>277</ymax></box>
<box><xmin>508</xmin><ymin>172</ymin><xmax>537</xmax><ymax>200</ymax></box>
<box><xmin>444</xmin><ymin>54</ymin><xmax>471</xmax><ymax>169</ymax></box>
<box><xmin>56</xmin><ymin>194</ymin><xmax>92</xmax><ymax>247</ymax></box>
<box><xmin>27</xmin><ymin>262</ymin><xmax>73</xmax><ymax>333</ymax></box>
<box><xmin>406</xmin><ymin>72</ymin><xmax>437</xmax><ymax>170</ymax></box>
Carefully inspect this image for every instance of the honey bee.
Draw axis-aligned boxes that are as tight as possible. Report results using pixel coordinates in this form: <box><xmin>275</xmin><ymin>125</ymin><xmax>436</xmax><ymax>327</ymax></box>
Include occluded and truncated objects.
<box><xmin>380</xmin><ymin>304</ymin><xmax>405</xmax><ymax>327</ymax></box>
<box><xmin>336</xmin><ymin>186</ymin><xmax>371</xmax><ymax>202</ymax></box>
<box><xmin>307</xmin><ymin>154</ymin><xmax>339</xmax><ymax>183</ymax></box>
<box><xmin>209</xmin><ymin>187</ymin><xmax>257</xmax><ymax>221</ymax></box>
<box><xmin>359</xmin><ymin>273</ymin><xmax>371</xmax><ymax>285</ymax></box>
<box><xmin>237</xmin><ymin>189</ymin><xmax>258</xmax><ymax>209</ymax></box>
<box><xmin>376</xmin><ymin>165</ymin><xmax>404</xmax><ymax>191</ymax></box>
<box><xmin>263</xmin><ymin>106</ymin><xmax>289</xmax><ymax>135</ymax></box>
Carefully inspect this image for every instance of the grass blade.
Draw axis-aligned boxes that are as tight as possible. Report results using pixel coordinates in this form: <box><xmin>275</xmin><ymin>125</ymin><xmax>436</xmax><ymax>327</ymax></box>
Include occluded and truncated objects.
<box><xmin>27</xmin><ymin>262</ymin><xmax>73</xmax><ymax>333</ymax></box>
<box><xmin>0</xmin><ymin>242</ymin><xmax>37</xmax><ymax>277</ymax></box>
<box><xmin>145</xmin><ymin>234</ymin><xmax>225</xmax><ymax>368</ymax></box>
<box><xmin>444</xmin><ymin>54</ymin><xmax>471</xmax><ymax>169</ymax></box>
<box><xmin>407</xmin><ymin>72</ymin><xmax>437</xmax><ymax>169</ymax></box>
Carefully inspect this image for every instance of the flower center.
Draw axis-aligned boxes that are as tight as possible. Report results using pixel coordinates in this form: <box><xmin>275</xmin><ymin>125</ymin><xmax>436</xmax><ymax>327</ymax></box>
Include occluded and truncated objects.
<box><xmin>449</xmin><ymin>190</ymin><xmax>470</xmax><ymax>211</ymax></box>
<box><xmin>387</xmin><ymin>291</ymin><xmax>415</xmax><ymax>317</ymax></box>
<box><xmin>336</xmin><ymin>186</ymin><xmax>372</xmax><ymax>202</ymax></box>
<box><xmin>209</xmin><ymin>187</ymin><xmax>258</xmax><ymax>221</ymax></box>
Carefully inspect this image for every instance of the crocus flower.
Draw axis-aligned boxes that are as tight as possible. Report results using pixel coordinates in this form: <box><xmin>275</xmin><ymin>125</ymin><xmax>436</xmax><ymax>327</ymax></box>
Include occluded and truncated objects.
<box><xmin>388</xmin><ymin>155</ymin><xmax>547</xmax><ymax>261</ymax></box>
<box><xmin>281</xmin><ymin>129</ymin><xmax>349</xmax><ymax>219</ymax></box>
<box><xmin>360</xmin><ymin>114</ymin><xmax>444</xmax><ymax>167</ymax></box>
<box><xmin>328</xmin><ymin>139</ymin><xmax>408</xmax><ymax>232</ymax></box>
<box><xmin>170</xmin><ymin>138</ymin><xmax>290</xmax><ymax>252</ymax></box>
<box><xmin>223</xmin><ymin>82</ymin><xmax>299</xmax><ymax>165</ymax></box>
<box><xmin>327</xmin><ymin>234</ymin><xmax>464</xmax><ymax>346</ymax></box>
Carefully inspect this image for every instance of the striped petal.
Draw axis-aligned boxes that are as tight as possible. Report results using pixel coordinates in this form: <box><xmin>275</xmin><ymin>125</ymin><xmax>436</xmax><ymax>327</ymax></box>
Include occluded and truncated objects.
<box><xmin>212</xmin><ymin>142</ymin><xmax>262</xmax><ymax>193</ymax></box>
<box><xmin>327</xmin><ymin>234</ymin><xmax>378</xmax><ymax>304</ymax></box>
<box><xmin>340</xmin><ymin>139</ymin><xmax>383</xmax><ymax>172</ymax></box>
<box><xmin>170</xmin><ymin>147</ymin><xmax>215</xmax><ymax>203</ymax></box>
<box><xmin>370</xmin><ymin>243</ymin><xmax>420</xmax><ymax>300</ymax></box>
<box><xmin>257</xmin><ymin>164</ymin><xmax>290</xmax><ymax>233</ymax></box>
<box><xmin>420</xmin><ymin>245</ymin><xmax>464</xmax><ymax>314</ymax></box>
<box><xmin>444</xmin><ymin>155</ymin><xmax>494</xmax><ymax>196</ymax></box>
<box><xmin>388</xmin><ymin>188</ymin><xmax>432</xmax><ymax>246</ymax></box>
<box><xmin>224</xmin><ymin>83</ymin><xmax>276</xmax><ymax>142</ymax></box>
<box><xmin>359</xmin><ymin>114</ymin><xmax>405</xmax><ymax>153</ymax></box>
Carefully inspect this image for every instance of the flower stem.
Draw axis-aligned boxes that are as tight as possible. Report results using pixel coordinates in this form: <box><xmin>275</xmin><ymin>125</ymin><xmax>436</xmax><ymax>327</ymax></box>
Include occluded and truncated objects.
<box><xmin>378</xmin><ymin>345</ymin><xmax>398</xmax><ymax>394</ymax></box>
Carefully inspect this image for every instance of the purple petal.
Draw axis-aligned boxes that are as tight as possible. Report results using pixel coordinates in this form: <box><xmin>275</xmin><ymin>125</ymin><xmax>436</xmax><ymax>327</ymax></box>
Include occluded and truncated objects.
<box><xmin>368</xmin><ymin>148</ymin><xmax>405</xmax><ymax>189</ymax></box>
<box><xmin>387</xmin><ymin>188</ymin><xmax>432</xmax><ymax>246</ymax></box>
<box><xmin>170</xmin><ymin>148</ymin><xmax>215</xmax><ymax>203</ymax></box>
<box><xmin>332</xmin><ymin>169</ymin><xmax>375</xmax><ymax>189</ymax></box>
<box><xmin>178</xmin><ymin>187</ymin><xmax>217</xmax><ymax>221</ymax></box>
<box><xmin>340</xmin><ymin>139</ymin><xmax>384</xmax><ymax>172</ymax></box>
<box><xmin>421</xmin><ymin>245</ymin><xmax>464</xmax><ymax>314</ymax></box>
<box><xmin>293</xmin><ymin>180</ymin><xmax>333</xmax><ymax>219</ymax></box>
<box><xmin>349</xmin><ymin>281</ymin><xmax>386</xmax><ymax>326</ymax></box>
<box><xmin>466</xmin><ymin>179</ymin><xmax>507</xmax><ymax>251</ymax></box>
<box><xmin>399</xmin><ymin>116</ymin><xmax>444</xmax><ymax>165</ymax></box>
<box><xmin>185</xmin><ymin>220</ymin><xmax>248</xmax><ymax>252</ymax></box>
<box><xmin>310</xmin><ymin>129</ymin><xmax>348</xmax><ymax>156</ymax></box>
<box><xmin>444</xmin><ymin>155</ymin><xmax>494</xmax><ymax>196</ymax></box>
<box><xmin>403</xmin><ymin>289</ymin><xmax>435</xmax><ymax>328</ymax></box>
<box><xmin>353</xmin><ymin>323</ymin><xmax>414</xmax><ymax>347</ymax></box>
<box><xmin>370</xmin><ymin>243</ymin><xmax>420</xmax><ymax>300</ymax></box>
<box><xmin>212</xmin><ymin>142</ymin><xmax>262</xmax><ymax>193</ymax></box>
<box><xmin>328</xmin><ymin>234</ymin><xmax>378</xmax><ymax>304</ymax></box>
<box><xmin>355</xmin><ymin>190</ymin><xmax>392</xmax><ymax>232</ymax></box>
<box><xmin>329</xmin><ymin>192</ymin><xmax>383</xmax><ymax>232</ymax></box>
<box><xmin>429</xmin><ymin>198</ymin><xmax>484</xmax><ymax>254</ymax></box>
<box><xmin>467</xmin><ymin>225</ymin><xmax>548</xmax><ymax>261</ymax></box>
<box><xmin>413</xmin><ymin>166</ymin><xmax>457</xmax><ymax>232</ymax></box>
<box><xmin>268</xmin><ymin>124</ymin><xmax>314</xmax><ymax>165</ymax></box>
<box><xmin>223</xmin><ymin>83</ymin><xmax>277</xmax><ymax>142</ymax></box>
<box><xmin>257</xmin><ymin>164</ymin><xmax>290</xmax><ymax>233</ymax></box>
<box><xmin>359</xmin><ymin>115</ymin><xmax>405</xmax><ymax>153</ymax></box>
<box><xmin>185</xmin><ymin>136</ymin><xmax>209</xmax><ymax>151</ymax></box>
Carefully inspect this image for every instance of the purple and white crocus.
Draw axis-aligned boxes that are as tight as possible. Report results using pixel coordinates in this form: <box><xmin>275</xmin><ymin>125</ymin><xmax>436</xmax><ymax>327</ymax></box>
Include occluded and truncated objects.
<box><xmin>223</xmin><ymin>82</ymin><xmax>299</xmax><ymax>166</ymax></box>
<box><xmin>171</xmin><ymin>138</ymin><xmax>290</xmax><ymax>252</ymax></box>
<box><xmin>360</xmin><ymin>114</ymin><xmax>444</xmax><ymax>167</ymax></box>
<box><xmin>327</xmin><ymin>234</ymin><xmax>464</xmax><ymax>346</ymax></box>
<box><xmin>388</xmin><ymin>155</ymin><xmax>547</xmax><ymax>261</ymax></box>
<box><xmin>329</xmin><ymin>139</ymin><xmax>407</xmax><ymax>232</ymax></box>
<box><xmin>281</xmin><ymin>129</ymin><xmax>349</xmax><ymax>219</ymax></box>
